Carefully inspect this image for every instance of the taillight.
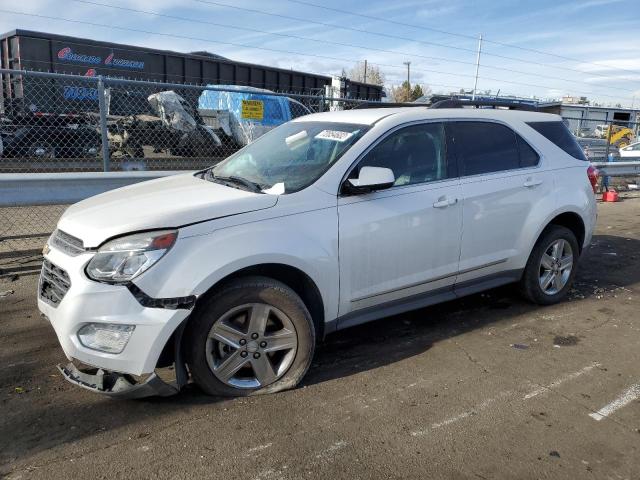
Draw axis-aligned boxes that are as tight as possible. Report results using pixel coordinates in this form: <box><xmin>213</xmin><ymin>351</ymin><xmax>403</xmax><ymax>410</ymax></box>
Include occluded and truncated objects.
<box><xmin>587</xmin><ymin>165</ymin><xmax>599</xmax><ymax>194</ymax></box>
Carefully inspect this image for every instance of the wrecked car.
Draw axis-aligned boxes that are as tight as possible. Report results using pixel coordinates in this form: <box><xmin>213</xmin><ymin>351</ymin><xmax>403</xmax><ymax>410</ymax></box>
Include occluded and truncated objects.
<box><xmin>107</xmin><ymin>90</ymin><xmax>223</xmax><ymax>162</ymax></box>
<box><xmin>39</xmin><ymin>108</ymin><xmax>596</xmax><ymax>399</ymax></box>
<box><xmin>198</xmin><ymin>84</ymin><xmax>311</xmax><ymax>147</ymax></box>
<box><xmin>1</xmin><ymin>113</ymin><xmax>101</xmax><ymax>160</ymax></box>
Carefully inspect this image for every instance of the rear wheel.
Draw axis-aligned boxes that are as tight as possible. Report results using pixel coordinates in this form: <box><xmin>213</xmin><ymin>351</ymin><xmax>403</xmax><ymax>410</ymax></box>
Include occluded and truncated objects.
<box><xmin>185</xmin><ymin>276</ymin><xmax>315</xmax><ymax>396</ymax></box>
<box><xmin>519</xmin><ymin>226</ymin><xmax>579</xmax><ymax>305</ymax></box>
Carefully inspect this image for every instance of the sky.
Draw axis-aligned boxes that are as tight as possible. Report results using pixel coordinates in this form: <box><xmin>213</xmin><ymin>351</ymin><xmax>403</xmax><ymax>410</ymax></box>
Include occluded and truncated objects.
<box><xmin>1</xmin><ymin>0</ymin><xmax>639</xmax><ymax>106</ymax></box>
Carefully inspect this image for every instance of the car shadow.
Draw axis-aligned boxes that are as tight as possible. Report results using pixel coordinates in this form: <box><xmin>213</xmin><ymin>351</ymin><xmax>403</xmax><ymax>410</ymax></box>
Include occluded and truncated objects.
<box><xmin>1</xmin><ymin>234</ymin><xmax>638</xmax><ymax>470</ymax></box>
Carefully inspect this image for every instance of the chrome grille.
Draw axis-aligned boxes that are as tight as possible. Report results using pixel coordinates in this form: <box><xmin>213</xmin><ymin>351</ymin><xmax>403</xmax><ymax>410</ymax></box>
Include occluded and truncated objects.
<box><xmin>50</xmin><ymin>229</ymin><xmax>85</xmax><ymax>256</ymax></box>
<box><xmin>39</xmin><ymin>259</ymin><xmax>71</xmax><ymax>307</ymax></box>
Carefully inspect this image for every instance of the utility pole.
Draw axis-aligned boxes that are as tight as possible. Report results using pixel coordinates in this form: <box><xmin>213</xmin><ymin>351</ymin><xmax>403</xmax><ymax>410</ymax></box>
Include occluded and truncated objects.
<box><xmin>363</xmin><ymin>59</ymin><xmax>367</xmax><ymax>83</ymax></box>
<box><xmin>472</xmin><ymin>34</ymin><xmax>482</xmax><ymax>101</ymax></box>
<box><xmin>403</xmin><ymin>61</ymin><xmax>411</xmax><ymax>100</ymax></box>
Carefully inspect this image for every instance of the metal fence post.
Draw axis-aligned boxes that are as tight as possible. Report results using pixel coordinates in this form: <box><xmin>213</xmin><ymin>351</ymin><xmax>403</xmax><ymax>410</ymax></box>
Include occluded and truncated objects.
<box><xmin>97</xmin><ymin>76</ymin><xmax>110</xmax><ymax>172</ymax></box>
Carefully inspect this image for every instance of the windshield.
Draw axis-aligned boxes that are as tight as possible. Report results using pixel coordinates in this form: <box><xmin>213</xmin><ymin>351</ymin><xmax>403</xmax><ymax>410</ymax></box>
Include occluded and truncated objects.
<box><xmin>210</xmin><ymin>121</ymin><xmax>369</xmax><ymax>193</ymax></box>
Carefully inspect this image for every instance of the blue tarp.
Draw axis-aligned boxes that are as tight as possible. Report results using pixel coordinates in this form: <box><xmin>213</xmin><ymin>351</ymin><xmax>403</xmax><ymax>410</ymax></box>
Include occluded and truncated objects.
<box><xmin>198</xmin><ymin>85</ymin><xmax>301</xmax><ymax>146</ymax></box>
<box><xmin>198</xmin><ymin>85</ymin><xmax>293</xmax><ymax>127</ymax></box>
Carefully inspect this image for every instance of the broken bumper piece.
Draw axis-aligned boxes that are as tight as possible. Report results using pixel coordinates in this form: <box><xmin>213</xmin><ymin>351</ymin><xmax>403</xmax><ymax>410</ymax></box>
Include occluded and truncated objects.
<box><xmin>58</xmin><ymin>362</ymin><xmax>180</xmax><ymax>399</ymax></box>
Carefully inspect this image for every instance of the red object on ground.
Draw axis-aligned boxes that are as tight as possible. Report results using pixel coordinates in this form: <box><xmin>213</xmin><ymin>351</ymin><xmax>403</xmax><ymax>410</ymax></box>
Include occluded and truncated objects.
<box><xmin>602</xmin><ymin>190</ymin><xmax>619</xmax><ymax>202</ymax></box>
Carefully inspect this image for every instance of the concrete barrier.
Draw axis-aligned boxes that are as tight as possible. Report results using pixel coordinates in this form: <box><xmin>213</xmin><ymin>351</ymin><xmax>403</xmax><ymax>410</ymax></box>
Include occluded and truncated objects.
<box><xmin>0</xmin><ymin>171</ymin><xmax>190</xmax><ymax>207</ymax></box>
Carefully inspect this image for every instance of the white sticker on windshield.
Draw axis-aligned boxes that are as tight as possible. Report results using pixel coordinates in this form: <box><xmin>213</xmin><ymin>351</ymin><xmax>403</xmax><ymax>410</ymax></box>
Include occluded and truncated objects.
<box><xmin>262</xmin><ymin>182</ymin><xmax>285</xmax><ymax>195</ymax></box>
<box><xmin>285</xmin><ymin>130</ymin><xmax>309</xmax><ymax>146</ymax></box>
<box><xmin>315</xmin><ymin>130</ymin><xmax>354</xmax><ymax>142</ymax></box>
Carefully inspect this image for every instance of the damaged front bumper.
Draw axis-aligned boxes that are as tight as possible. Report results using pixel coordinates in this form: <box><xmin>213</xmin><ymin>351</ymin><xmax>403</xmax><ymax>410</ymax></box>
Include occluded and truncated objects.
<box><xmin>58</xmin><ymin>362</ymin><xmax>180</xmax><ymax>399</ymax></box>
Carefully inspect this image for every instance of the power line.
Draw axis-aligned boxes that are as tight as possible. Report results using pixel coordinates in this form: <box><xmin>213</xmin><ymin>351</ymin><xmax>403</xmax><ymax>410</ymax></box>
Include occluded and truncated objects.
<box><xmin>0</xmin><ymin>9</ymin><xmax>466</xmax><ymax>91</ymax></box>
<box><xmin>1</xmin><ymin>9</ymin><xmax>633</xmax><ymax>103</ymax></box>
<box><xmin>191</xmin><ymin>0</ymin><xmax>639</xmax><ymax>82</ymax></box>
<box><xmin>284</xmin><ymin>0</ymin><xmax>640</xmax><ymax>77</ymax></box>
<box><xmin>70</xmin><ymin>0</ymin><xmax>637</xmax><ymax>94</ymax></box>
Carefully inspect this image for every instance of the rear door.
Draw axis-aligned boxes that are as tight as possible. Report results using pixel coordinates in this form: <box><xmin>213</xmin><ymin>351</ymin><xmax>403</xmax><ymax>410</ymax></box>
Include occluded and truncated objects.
<box><xmin>448</xmin><ymin>120</ymin><xmax>553</xmax><ymax>287</ymax></box>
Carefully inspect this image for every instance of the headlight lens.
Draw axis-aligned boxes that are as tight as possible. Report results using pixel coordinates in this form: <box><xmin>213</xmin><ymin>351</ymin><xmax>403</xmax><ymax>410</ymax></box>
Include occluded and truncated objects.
<box><xmin>86</xmin><ymin>230</ymin><xmax>177</xmax><ymax>283</ymax></box>
<box><xmin>78</xmin><ymin>323</ymin><xmax>135</xmax><ymax>354</ymax></box>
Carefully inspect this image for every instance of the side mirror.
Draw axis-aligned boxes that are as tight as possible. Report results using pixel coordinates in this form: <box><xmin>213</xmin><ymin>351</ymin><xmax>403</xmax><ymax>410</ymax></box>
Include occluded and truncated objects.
<box><xmin>344</xmin><ymin>166</ymin><xmax>395</xmax><ymax>194</ymax></box>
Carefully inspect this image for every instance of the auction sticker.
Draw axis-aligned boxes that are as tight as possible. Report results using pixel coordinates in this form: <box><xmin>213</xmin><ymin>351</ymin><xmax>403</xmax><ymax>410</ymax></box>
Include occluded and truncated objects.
<box><xmin>241</xmin><ymin>99</ymin><xmax>264</xmax><ymax>120</ymax></box>
<box><xmin>315</xmin><ymin>130</ymin><xmax>354</xmax><ymax>142</ymax></box>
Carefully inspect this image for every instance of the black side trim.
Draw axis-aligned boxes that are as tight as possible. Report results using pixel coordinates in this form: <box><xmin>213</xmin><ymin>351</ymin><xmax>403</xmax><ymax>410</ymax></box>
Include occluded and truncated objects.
<box><xmin>351</xmin><ymin>259</ymin><xmax>508</xmax><ymax>304</ymax></box>
<box><xmin>323</xmin><ymin>318</ymin><xmax>338</xmax><ymax>338</ymax></box>
<box><xmin>333</xmin><ymin>268</ymin><xmax>524</xmax><ymax>333</ymax></box>
<box><xmin>453</xmin><ymin>269</ymin><xmax>523</xmax><ymax>298</ymax></box>
<box><xmin>127</xmin><ymin>283</ymin><xmax>196</xmax><ymax>310</ymax></box>
<box><xmin>337</xmin><ymin>285</ymin><xmax>456</xmax><ymax>331</ymax></box>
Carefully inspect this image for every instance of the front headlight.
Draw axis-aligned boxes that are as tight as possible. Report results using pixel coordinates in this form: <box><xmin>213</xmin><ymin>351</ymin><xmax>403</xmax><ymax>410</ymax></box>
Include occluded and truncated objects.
<box><xmin>86</xmin><ymin>230</ymin><xmax>177</xmax><ymax>283</ymax></box>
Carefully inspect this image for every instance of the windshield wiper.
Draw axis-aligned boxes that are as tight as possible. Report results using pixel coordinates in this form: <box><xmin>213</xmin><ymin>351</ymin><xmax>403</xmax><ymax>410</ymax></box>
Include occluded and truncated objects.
<box><xmin>207</xmin><ymin>171</ymin><xmax>263</xmax><ymax>193</ymax></box>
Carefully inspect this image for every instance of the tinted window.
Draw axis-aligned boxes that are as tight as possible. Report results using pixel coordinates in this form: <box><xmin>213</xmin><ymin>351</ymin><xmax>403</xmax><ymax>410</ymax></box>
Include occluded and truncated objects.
<box><xmin>450</xmin><ymin>122</ymin><xmax>520</xmax><ymax>176</ymax></box>
<box><xmin>527</xmin><ymin>121</ymin><xmax>587</xmax><ymax>161</ymax></box>
<box><xmin>356</xmin><ymin>123</ymin><xmax>452</xmax><ymax>187</ymax></box>
<box><xmin>516</xmin><ymin>134</ymin><xmax>540</xmax><ymax>168</ymax></box>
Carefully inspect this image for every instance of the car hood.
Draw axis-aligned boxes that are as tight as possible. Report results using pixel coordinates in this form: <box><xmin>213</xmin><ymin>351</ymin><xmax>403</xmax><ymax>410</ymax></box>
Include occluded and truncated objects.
<box><xmin>58</xmin><ymin>173</ymin><xmax>278</xmax><ymax>248</ymax></box>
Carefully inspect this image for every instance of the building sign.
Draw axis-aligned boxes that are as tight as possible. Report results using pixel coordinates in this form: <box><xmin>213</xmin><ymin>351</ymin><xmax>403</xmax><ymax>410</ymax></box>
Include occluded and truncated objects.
<box><xmin>104</xmin><ymin>52</ymin><xmax>145</xmax><ymax>70</ymax></box>
<box><xmin>241</xmin><ymin>99</ymin><xmax>264</xmax><ymax>120</ymax></box>
<box><xmin>57</xmin><ymin>47</ymin><xmax>100</xmax><ymax>65</ymax></box>
<box><xmin>56</xmin><ymin>47</ymin><xmax>145</xmax><ymax>70</ymax></box>
<box><xmin>63</xmin><ymin>85</ymin><xmax>98</xmax><ymax>101</ymax></box>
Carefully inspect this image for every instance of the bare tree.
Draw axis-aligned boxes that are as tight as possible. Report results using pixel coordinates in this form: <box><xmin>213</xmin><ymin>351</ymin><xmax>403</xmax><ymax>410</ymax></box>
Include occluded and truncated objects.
<box><xmin>388</xmin><ymin>82</ymin><xmax>431</xmax><ymax>102</ymax></box>
<box><xmin>348</xmin><ymin>62</ymin><xmax>385</xmax><ymax>86</ymax></box>
<box><xmin>388</xmin><ymin>84</ymin><xmax>410</xmax><ymax>103</ymax></box>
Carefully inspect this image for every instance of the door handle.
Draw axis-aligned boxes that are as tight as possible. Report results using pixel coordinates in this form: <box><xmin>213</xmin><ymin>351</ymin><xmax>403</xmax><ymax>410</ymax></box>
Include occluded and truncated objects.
<box><xmin>523</xmin><ymin>178</ymin><xmax>543</xmax><ymax>188</ymax></box>
<box><xmin>433</xmin><ymin>196</ymin><xmax>457</xmax><ymax>208</ymax></box>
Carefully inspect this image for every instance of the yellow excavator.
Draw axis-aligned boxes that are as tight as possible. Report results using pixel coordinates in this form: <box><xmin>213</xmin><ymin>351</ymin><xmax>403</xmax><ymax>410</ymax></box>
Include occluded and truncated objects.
<box><xmin>595</xmin><ymin>124</ymin><xmax>636</xmax><ymax>147</ymax></box>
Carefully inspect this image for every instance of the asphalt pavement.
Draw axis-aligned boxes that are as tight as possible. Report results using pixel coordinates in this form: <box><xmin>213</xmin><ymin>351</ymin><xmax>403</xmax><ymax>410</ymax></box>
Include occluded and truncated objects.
<box><xmin>1</xmin><ymin>197</ymin><xmax>639</xmax><ymax>479</ymax></box>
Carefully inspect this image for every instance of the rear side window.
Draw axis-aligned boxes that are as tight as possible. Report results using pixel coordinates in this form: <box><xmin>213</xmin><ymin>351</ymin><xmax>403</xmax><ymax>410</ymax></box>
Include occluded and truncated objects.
<box><xmin>526</xmin><ymin>121</ymin><xmax>587</xmax><ymax>161</ymax></box>
<box><xmin>449</xmin><ymin>122</ymin><xmax>520</xmax><ymax>176</ymax></box>
<box><xmin>516</xmin><ymin>135</ymin><xmax>540</xmax><ymax>168</ymax></box>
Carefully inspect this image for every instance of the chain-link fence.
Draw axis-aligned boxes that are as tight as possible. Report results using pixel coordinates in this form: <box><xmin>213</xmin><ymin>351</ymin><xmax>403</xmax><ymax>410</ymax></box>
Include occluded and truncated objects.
<box><xmin>567</xmin><ymin>116</ymin><xmax>640</xmax><ymax>163</ymax></box>
<box><xmin>0</xmin><ymin>69</ymin><xmax>369</xmax><ymax>174</ymax></box>
<box><xmin>2</xmin><ymin>69</ymin><xmax>639</xmax><ymax>274</ymax></box>
<box><xmin>0</xmin><ymin>69</ymin><xmax>368</xmax><ymax>272</ymax></box>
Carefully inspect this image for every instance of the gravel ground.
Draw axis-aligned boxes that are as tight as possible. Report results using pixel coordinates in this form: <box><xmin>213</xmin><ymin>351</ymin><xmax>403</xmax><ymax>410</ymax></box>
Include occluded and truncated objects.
<box><xmin>1</xmin><ymin>197</ymin><xmax>639</xmax><ymax>479</ymax></box>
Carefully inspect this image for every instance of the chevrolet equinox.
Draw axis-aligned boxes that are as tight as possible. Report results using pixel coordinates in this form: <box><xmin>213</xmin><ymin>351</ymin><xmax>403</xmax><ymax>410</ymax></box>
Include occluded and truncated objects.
<box><xmin>38</xmin><ymin>108</ymin><xmax>597</xmax><ymax>398</ymax></box>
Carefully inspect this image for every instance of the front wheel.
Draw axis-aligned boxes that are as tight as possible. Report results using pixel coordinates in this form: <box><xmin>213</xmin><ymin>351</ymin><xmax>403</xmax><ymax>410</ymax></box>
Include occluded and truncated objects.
<box><xmin>185</xmin><ymin>276</ymin><xmax>315</xmax><ymax>396</ymax></box>
<box><xmin>519</xmin><ymin>226</ymin><xmax>580</xmax><ymax>305</ymax></box>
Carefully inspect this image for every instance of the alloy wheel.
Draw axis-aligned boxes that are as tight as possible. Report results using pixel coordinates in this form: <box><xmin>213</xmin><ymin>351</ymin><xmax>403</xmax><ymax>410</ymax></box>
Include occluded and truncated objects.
<box><xmin>205</xmin><ymin>303</ymin><xmax>298</xmax><ymax>389</ymax></box>
<box><xmin>538</xmin><ymin>239</ymin><xmax>573</xmax><ymax>295</ymax></box>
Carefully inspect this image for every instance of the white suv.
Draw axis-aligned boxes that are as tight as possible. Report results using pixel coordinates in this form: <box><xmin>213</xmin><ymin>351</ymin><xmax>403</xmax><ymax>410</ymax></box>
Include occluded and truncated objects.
<box><xmin>38</xmin><ymin>108</ymin><xmax>597</xmax><ymax>398</ymax></box>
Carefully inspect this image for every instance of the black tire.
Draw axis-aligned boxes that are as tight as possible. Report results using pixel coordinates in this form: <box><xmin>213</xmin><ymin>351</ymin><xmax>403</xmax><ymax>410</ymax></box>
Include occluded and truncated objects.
<box><xmin>519</xmin><ymin>225</ymin><xmax>580</xmax><ymax>305</ymax></box>
<box><xmin>185</xmin><ymin>276</ymin><xmax>316</xmax><ymax>397</ymax></box>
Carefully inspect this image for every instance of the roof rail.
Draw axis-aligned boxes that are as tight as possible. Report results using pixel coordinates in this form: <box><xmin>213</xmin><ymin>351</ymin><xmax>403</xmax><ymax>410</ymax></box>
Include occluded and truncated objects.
<box><xmin>353</xmin><ymin>102</ymin><xmax>428</xmax><ymax>109</ymax></box>
<box><xmin>430</xmin><ymin>99</ymin><xmax>539</xmax><ymax>111</ymax></box>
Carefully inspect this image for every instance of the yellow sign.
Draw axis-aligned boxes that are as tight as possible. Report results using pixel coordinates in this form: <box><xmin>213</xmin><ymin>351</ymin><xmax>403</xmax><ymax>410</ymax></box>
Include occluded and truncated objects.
<box><xmin>241</xmin><ymin>99</ymin><xmax>264</xmax><ymax>120</ymax></box>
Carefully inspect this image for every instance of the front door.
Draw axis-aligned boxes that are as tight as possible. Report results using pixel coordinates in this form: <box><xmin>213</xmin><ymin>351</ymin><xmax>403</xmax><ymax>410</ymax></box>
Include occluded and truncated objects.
<box><xmin>337</xmin><ymin>122</ymin><xmax>462</xmax><ymax>318</ymax></box>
